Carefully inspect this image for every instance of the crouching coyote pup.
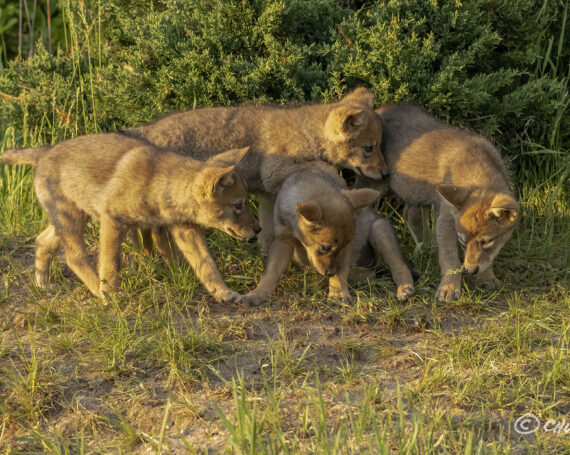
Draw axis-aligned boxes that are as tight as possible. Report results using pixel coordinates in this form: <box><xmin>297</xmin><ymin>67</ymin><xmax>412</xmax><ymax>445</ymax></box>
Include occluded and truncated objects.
<box><xmin>243</xmin><ymin>164</ymin><xmax>414</xmax><ymax>306</ymax></box>
<box><xmin>372</xmin><ymin>104</ymin><xmax>519</xmax><ymax>302</ymax></box>
<box><xmin>2</xmin><ymin>135</ymin><xmax>259</xmax><ymax>303</ymax></box>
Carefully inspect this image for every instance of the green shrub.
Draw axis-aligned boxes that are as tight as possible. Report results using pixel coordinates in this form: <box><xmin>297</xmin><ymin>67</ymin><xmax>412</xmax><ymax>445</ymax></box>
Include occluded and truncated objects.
<box><xmin>326</xmin><ymin>1</ymin><xmax>567</xmax><ymax>139</ymax></box>
<box><xmin>0</xmin><ymin>0</ymin><xmax>567</xmax><ymax>184</ymax></box>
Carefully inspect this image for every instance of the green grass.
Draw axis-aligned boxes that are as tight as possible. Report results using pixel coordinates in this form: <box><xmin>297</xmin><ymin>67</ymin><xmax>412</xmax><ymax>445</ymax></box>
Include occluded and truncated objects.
<box><xmin>0</xmin><ymin>140</ymin><xmax>568</xmax><ymax>452</ymax></box>
<box><xmin>0</xmin><ymin>1</ymin><xmax>568</xmax><ymax>451</ymax></box>
<box><xmin>0</xmin><ymin>96</ymin><xmax>568</xmax><ymax>452</ymax></box>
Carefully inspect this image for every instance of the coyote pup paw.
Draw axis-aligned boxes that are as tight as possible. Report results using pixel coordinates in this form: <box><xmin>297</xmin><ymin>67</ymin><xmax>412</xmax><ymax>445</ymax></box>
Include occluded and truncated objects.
<box><xmin>474</xmin><ymin>269</ymin><xmax>502</xmax><ymax>289</ymax></box>
<box><xmin>328</xmin><ymin>288</ymin><xmax>353</xmax><ymax>304</ymax></box>
<box><xmin>98</xmin><ymin>277</ymin><xmax>121</xmax><ymax>300</ymax></box>
<box><xmin>436</xmin><ymin>282</ymin><xmax>462</xmax><ymax>302</ymax></box>
<box><xmin>242</xmin><ymin>289</ymin><xmax>267</xmax><ymax>307</ymax></box>
<box><xmin>479</xmin><ymin>276</ymin><xmax>502</xmax><ymax>289</ymax></box>
<box><xmin>217</xmin><ymin>290</ymin><xmax>243</xmax><ymax>304</ymax></box>
<box><xmin>35</xmin><ymin>271</ymin><xmax>50</xmax><ymax>289</ymax></box>
<box><xmin>397</xmin><ymin>284</ymin><xmax>415</xmax><ymax>301</ymax></box>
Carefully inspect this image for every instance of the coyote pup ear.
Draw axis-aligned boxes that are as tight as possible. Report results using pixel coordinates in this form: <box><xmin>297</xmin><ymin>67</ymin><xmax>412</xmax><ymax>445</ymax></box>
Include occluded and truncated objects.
<box><xmin>297</xmin><ymin>201</ymin><xmax>322</xmax><ymax>223</ymax></box>
<box><xmin>211</xmin><ymin>166</ymin><xmax>237</xmax><ymax>193</ymax></box>
<box><xmin>341</xmin><ymin>188</ymin><xmax>380</xmax><ymax>211</ymax></box>
<box><xmin>209</xmin><ymin>146</ymin><xmax>250</xmax><ymax>167</ymax></box>
<box><xmin>325</xmin><ymin>106</ymin><xmax>366</xmax><ymax>140</ymax></box>
<box><xmin>341</xmin><ymin>87</ymin><xmax>375</xmax><ymax>109</ymax></box>
<box><xmin>486</xmin><ymin>194</ymin><xmax>519</xmax><ymax>225</ymax></box>
<box><xmin>436</xmin><ymin>184</ymin><xmax>472</xmax><ymax>211</ymax></box>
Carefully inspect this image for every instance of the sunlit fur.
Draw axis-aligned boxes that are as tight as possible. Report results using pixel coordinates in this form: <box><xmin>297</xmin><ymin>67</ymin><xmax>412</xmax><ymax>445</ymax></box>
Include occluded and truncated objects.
<box><xmin>452</xmin><ymin>191</ymin><xmax>518</xmax><ymax>274</ymax></box>
<box><xmin>243</xmin><ymin>163</ymin><xmax>413</xmax><ymax>306</ymax></box>
<box><xmin>122</xmin><ymin>87</ymin><xmax>387</xmax><ymax>195</ymax></box>
<box><xmin>366</xmin><ymin>103</ymin><xmax>519</xmax><ymax>301</ymax></box>
<box><xmin>2</xmin><ymin>137</ymin><xmax>258</xmax><ymax>303</ymax></box>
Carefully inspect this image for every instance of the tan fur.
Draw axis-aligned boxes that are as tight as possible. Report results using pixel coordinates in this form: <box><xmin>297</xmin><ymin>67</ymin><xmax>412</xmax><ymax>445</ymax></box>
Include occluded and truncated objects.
<box><xmin>243</xmin><ymin>163</ymin><xmax>414</xmax><ymax>306</ymax></box>
<box><xmin>2</xmin><ymin>145</ymin><xmax>51</xmax><ymax>165</ymax></box>
<box><xmin>121</xmin><ymin>88</ymin><xmax>386</xmax><ymax>254</ymax></box>
<box><xmin>2</xmin><ymin>135</ymin><xmax>259</xmax><ymax>302</ymax></box>
<box><xmin>368</xmin><ymin>104</ymin><xmax>519</xmax><ymax>301</ymax></box>
<box><xmin>123</xmin><ymin>87</ymin><xmax>386</xmax><ymax>191</ymax></box>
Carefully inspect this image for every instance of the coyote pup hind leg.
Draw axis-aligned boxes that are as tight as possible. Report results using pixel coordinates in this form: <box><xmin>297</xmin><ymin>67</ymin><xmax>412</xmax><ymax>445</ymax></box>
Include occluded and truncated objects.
<box><xmin>368</xmin><ymin>217</ymin><xmax>415</xmax><ymax>300</ymax></box>
<box><xmin>35</xmin><ymin>224</ymin><xmax>61</xmax><ymax>289</ymax></box>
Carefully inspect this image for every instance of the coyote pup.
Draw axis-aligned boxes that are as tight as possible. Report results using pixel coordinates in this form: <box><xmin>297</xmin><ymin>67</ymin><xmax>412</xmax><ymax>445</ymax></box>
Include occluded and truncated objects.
<box><xmin>373</xmin><ymin>104</ymin><xmax>519</xmax><ymax>301</ymax></box>
<box><xmin>122</xmin><ymin>88</ymin><xmax>387</xmax><ymax>253</ymax></box>
<box><xmin>123</xmin><ymin>88</ymin><xmax>387</xmax><ymax>193</ymax></box>
<box><xmin>3</xmin><ymin>135</ymin><xmax>259</xmax><ymax>302</ymax></box>
<box><xmin>243</xmin><ymin>163</ymin><xmax>414</xmax><ymax>306</ymax></box>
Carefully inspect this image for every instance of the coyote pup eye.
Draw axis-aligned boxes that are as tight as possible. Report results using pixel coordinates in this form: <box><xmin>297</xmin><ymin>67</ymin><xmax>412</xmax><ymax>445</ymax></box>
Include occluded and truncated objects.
<box><xmin>480</xmin><ymin>237</ymin><xmax>495</xmax><ymax>250</ymax></box>
<box><xmin>363</xmin><ymin>145</ymin><xmax>374</xmax><ymax>156</ymax></box>
<box><xmin>234</xmin><ymin>202</ymin><xmax>243</xmax><ymax>211</ymax></box>
<box><xmin>318</xmin><ymin>245</ymin><xmax>332</xmax><ymax>255</ymax></box>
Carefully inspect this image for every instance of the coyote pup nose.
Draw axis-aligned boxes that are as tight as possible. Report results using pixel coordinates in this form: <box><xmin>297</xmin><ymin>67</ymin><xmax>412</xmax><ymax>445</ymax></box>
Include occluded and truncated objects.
<box><xmin>466</xmin><ymin>265</ymin><xmax>479</xmax><ymax>275</ymax></box>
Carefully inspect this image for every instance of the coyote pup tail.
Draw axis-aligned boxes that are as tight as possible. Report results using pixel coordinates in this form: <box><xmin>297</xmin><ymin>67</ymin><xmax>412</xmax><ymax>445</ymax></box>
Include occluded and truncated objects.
<box><xmin>2</xmin><ymin>146</ymin><xmax>51</xmax><ymax>165</ymax></box>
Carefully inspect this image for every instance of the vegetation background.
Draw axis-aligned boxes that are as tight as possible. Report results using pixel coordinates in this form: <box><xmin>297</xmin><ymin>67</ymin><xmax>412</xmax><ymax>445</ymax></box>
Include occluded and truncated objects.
<box><xmin>0</xmin><ymin>0</ymin><xmax>568</xmax><ymax>453</ymax></box>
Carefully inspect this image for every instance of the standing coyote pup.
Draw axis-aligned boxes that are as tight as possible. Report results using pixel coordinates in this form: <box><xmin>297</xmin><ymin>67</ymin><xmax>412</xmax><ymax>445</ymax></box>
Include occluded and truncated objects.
<box><xmin>122</xmin><ymin>88</ymin><xmax>387</xmax><ymax>253</ymax></box>
<box><xmin>123</xmin><ymin>88</ymin><xmax>387</xmax><ymax>192</ymax></box>
<box><xmin>373</xmin><ymin>104</ymin><xmax>519</xmax><ymax>302</ymax></box>
<box><xmin>2</xmin><ymin>135</ymin><xmax>259</xmax><ymax>302</ymax></box>
<box><xmin>243</xmin><ymin>163</ymin><xmax>415</xmax><ymax>306</ymax></box>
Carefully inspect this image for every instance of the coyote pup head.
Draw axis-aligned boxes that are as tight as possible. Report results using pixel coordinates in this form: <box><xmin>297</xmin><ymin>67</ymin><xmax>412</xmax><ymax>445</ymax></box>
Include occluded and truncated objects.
<box><xmin>196</xmin><ymin>147</ymin><xmax>260</xmax><ymax>239</ymax></box>
<box><xmin>296</xmin><ymin>188</ymin><xmax>380</xmax><ymax>276</ymax></box>
<box><xmin>323</xmin><ymin>88</ymin><xmax>387</xmax><ymax>180</ymax></box>
<box><xmin>437</xmin><ymin>184</ymin><xmax>519</xmax><ymax>275</ymax></box>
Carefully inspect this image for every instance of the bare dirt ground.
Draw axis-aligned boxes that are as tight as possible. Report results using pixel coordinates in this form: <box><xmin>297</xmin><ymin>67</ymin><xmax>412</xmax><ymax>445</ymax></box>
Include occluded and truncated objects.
<box><xmin>1</xmin><ymin>224</ymin><xmax>568</xmax><ymax>453</ymax></box>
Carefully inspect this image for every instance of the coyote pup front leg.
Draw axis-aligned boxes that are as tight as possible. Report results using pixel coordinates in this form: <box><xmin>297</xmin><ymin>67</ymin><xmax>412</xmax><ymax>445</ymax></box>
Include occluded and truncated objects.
<box><xmin>435</xmin><ymin>207</ymin><xmax>462</xmax><ymax>302</ymax></box>
<box><xmin>170</xmin><ymin>225</ymin><xmax>242</xmax><ymax>304</ymax></box>
<box><xmin>35</xmin><ymin>224</ymin><xmax>61</xmax><ymax>289</ymax></box>
<box><xmin>327</xmin><ymin>245</ymin><xmax>352</xmax><ymax>304</ymax></box>
<box><xmin>98</xmin><ymin>216</ymin><xmax>128</xmax><ymax>295</ymax></box>
<box><xmin>243</xmin><ymin>237</ymin><xmax>295</xmax><ymax>306</ymax></box>
<box><xmin>368</xmin><ymin>217</ymin><xmax>415</xmax><ymax>300</ymax></box>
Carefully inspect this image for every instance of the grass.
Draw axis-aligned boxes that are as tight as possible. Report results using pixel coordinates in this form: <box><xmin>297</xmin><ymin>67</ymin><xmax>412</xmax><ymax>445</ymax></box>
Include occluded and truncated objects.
<box><xmin>0</xmin><ymin>2</ymin><xmax>568</xmax><ymax>449</ymax></box>
<box><xmin>0</xmin><ymin>138</ymin><xmax>568</xmax><ymax>452</ymax></box>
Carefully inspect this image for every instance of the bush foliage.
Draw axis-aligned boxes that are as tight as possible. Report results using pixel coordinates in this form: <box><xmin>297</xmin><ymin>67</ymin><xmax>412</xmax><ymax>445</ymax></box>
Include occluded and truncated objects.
<box><xmin>0</xmin><ymin>0</ymin><xmax>568</xmax><ymax>183</ymax></box>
